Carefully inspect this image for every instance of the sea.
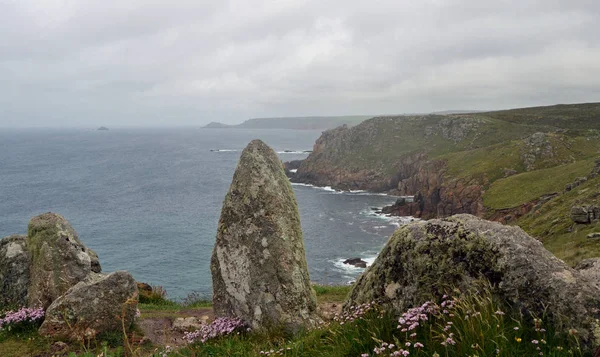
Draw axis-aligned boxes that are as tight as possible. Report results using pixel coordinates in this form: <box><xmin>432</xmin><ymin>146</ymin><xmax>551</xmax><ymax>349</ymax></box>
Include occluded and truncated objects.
<box><xmin>0</xmin><ymin>128</ymin><xmax>412</xmax><ymax>300</ymax></box>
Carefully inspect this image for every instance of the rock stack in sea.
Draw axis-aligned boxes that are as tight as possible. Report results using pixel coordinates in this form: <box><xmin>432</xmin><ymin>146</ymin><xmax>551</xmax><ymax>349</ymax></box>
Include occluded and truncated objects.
<box><xmin>211</xmin><ymin>139</ymin><xmax>320</xmax><ymax>332</ymax></box>
<box><xmin>0</xmin><ymin>213</ymin><xmax>138</xmax><ymax>340</ymax></box>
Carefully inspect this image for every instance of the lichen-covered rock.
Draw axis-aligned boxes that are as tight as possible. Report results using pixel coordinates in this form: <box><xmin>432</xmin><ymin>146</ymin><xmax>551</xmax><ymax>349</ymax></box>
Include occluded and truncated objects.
<box><xmin>571</xmin><ymin>206</ymin><xmax>591</xmax><ymax>223</ymax></box>
<box><xmin>211</xmin><ymin>139</ymin><xmax>319</xmax><ymax>332</ymax></box>
<box><xmin>345</xmin><ymin>214</ymin><xmax>600</xmax><ymax>347</ymax></box>
<box><xmin>39</xmin><ymin>271</ymin><xmax>138</xmax><ymax>340</ymax></box>
<box><xmin>26</xmin><ymin>213</ymin><xmax>100</xmax><ymax>309</ymax></box>
<box><xmin>0</xmin><ymin>235</ymin><xmax>30</xmax><ymax>307</ymax></box>
<box><xmin>576</xmin><ymin>258</ymin><xmax>600</xmax><ymax>288</ymax></box>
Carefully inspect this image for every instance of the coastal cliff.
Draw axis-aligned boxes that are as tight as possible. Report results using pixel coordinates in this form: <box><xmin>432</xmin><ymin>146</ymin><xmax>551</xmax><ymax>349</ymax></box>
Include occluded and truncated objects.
<box><xmin>290</xmin><ymin>103</ymin><xmax>600</xmax><ymax>222</ymax></box>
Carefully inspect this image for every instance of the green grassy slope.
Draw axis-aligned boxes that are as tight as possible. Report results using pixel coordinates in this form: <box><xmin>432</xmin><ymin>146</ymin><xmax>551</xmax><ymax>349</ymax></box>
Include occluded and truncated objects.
<box><xmin>466</xmin><ymin>102</ymin><xmax>600</xmax><ymax>130</ymax></box>
<box><xmin>517</xmin><ymin>174</ymin><xmax>600</xmax><ymax>265</ymax></box>
<box><xmin>484</xmin><ymin>159</ymin><xmax>595</xmax><ymax>209</ymax></box>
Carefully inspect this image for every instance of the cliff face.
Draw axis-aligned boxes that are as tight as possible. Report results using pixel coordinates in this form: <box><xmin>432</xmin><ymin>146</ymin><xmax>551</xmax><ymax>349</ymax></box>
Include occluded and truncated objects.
<box><xmin>289</xmin><ymin>103</ymin><xmax>600</xmax><ymax>219</ymax></box>
<box><xmin>292</xmin><ymin>115</ymin><xmax>493</xmax><ymax>218</ymax></box>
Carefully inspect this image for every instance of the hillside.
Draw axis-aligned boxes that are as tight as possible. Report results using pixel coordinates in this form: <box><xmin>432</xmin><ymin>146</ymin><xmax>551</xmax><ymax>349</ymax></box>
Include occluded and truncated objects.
<box><xmin>204</xmin><ymin>115</ymin><xmax>372</xmax><ymax>130</ymax></box>
<box><xmin>289</xmin><ymin>102</ymin><xmax>600</xmax><ymax>265</ymax></box>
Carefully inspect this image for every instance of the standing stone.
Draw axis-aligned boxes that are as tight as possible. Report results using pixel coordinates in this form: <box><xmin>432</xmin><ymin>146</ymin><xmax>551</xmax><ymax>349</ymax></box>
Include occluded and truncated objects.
<box><xmin>211</xmin><ymin>140</ymin><xmax>319</xmax><ymax>332</ymax></box>
<box><xmin>39</xmin><ymin>271</ymin><xmax>138</xmax><ymax>340</ymax></box>
<box><xmin>0</xmin><ymin>235</ymin><xmax>31</xmax><ymax>307</ymax></box>
<box><xmin>26</xmin><ymin>213</ymin><xmax>100</xmax><ymax>309</ymax></box>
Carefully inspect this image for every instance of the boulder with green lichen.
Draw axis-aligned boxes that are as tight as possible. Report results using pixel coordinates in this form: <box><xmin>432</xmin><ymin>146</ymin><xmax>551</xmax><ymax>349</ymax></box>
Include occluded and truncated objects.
<box><xmin>211</xmin><ymin>139</ymin><xmax>319</xmax><ymax>332</ymax></box>
<box><xmin>39</xmin><ymin>271</ymin><xmax>138</xmax><ymax>340</ymax></box>
<box><xmin>345</xmin><ymin>214</ymin><xmax>600</xmax><ymax>348</ymax></box>
<box><xmin>26</xmin><ymin>212</ymin><xmax>101</xmax><ymax>309</ymax></box>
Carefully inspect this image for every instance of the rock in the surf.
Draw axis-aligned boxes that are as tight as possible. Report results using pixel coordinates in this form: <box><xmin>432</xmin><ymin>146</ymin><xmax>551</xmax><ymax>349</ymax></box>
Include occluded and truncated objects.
<box><xmin>343</xmin><ymin>257</ymin><xmax>368</xmax><ymax>268</ymax></box>
<box><xmin>211</xmin><ymin>139</ymin><xmax>319</xmax><ymax>332</ymax></box>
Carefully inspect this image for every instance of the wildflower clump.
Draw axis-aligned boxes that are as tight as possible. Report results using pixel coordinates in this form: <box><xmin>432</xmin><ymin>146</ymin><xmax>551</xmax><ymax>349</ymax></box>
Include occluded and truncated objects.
<box><xmin>0</xmin><ymin>307</ymin><xmax>45</xmax><ymax>334</ymax></box>
<box><xmin>183</xmin><ymin>317</ymin><xmax>248</xmax><ymax>344</ymax></box>
<box><xmin>333</xmin><ymin>301</ymin><xmax>379</xmax><ymax>325</ymax></box>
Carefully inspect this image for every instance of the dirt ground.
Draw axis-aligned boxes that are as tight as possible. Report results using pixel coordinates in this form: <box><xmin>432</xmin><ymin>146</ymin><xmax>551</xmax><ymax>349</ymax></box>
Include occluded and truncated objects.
<box><xmin>137</xmin><ymin>303</ymin><xmax>341</xmax><ymax>347</ymax></box>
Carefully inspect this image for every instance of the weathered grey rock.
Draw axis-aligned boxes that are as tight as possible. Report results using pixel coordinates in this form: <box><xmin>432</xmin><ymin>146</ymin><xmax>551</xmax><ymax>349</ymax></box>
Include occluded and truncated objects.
<box><xmin>576</xmin><ymin>258</ymin><xmax>600</xmax><ymax>289</ymax></box>
<box><xmin>587</xmin><ymin>232</ymin><xmax>600</xmax><ymax>239</ymax></box>
<box><xmin>26</xmin><ymin>213</ymin><xmax>100</xmax><ymax>309</ymax></box>
<box><xmin>343</xmin><ymin>258</ymin><xmax>368</xmax><ymax>268</ymax></box>
<box><xmin>345</xmin><ymin>214</ymin><xmax>600</xmax><ymax>347</ymax></box>
<box><xmin>39</xmin><ymin>271</ymin><xmax>138</xmax><ymax>340</ymax></box>
<box><xmin>211</xmin><ymin>139</ymin><xmax>319</xmax><ymax>332</ymax></box>
<box><xmin>571</xmin><ymin>206</ymin><xmax>591</xmax><ymax>224</ymax></box>
<box><xmin>0</xmin><ymin>235</ymin><xmax>30</xmax><ymax>307</ymax></box>
<box><xmin>88</xmin><ymin>249</ymin><xmax>102</xmax><ymax>273</ymax></box>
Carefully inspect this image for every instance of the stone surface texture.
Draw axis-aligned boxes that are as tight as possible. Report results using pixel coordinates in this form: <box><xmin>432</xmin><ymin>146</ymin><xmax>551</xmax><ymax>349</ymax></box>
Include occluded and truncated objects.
<box><xmin>211</xmin><ymin>139</ymin><xmax>319</xmax><ymax>332</ymax></box>
<box><xmin>0</xmin><ymin>235</ymin><xmax>31</xmax><ymax>307</ymax></box>
<box><xmin>26</xmin><ymin>213</ymin><xmax>100</xmax><ymax>309</ymax></box>
<box><xmin>345</xmin><ymin>214</ymin><xmax>600</xmax><ymax>347</ymax></box>
<box><xmin>39</xmin><ymin>271</ymin><xmax>138</xmax><ymax>340</ymax></box>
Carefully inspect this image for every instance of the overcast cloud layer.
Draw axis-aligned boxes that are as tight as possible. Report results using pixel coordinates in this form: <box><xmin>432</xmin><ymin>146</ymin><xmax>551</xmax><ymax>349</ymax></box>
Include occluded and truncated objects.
<box><xmin>1</xmin><ymin>0</ymin><xmax>599</xmax><ymax>127</ymax></box>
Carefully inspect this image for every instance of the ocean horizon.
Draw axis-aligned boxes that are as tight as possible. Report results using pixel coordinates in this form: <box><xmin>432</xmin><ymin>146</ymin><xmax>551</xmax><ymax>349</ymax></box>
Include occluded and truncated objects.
<box><xmin>0</xmin><ymin>127</ymin><xmax>407</xmax><ymax>300</ymax></box>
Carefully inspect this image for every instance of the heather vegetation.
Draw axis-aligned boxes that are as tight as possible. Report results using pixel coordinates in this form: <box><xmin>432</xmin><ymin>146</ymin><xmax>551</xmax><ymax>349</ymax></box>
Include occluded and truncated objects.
<box><xmin>1</xmin><ymin>285</ymin><xmax>588</xmax><ymax>356</ymax></box>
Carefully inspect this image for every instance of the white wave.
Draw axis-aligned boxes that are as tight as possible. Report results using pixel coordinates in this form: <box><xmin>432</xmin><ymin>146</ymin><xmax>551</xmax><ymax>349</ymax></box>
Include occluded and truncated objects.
<box><xmin>360</xmin><ymin>207</ymin><xmax>417</xmax><ymax>227</ymax></box>
<box><xmin>210</xmin><ymin>149</ymin><xmax>238</xmax><ymax>152</ymax></box>
<box><xmin>290</xmin><ymin>183</ymin><xmax>341</xmax><ymax>194</ymax></box>
<box><xmin>291</xmin><ymin>183</ymin><xmax>394</xmax><ymax>197</ymax></box>
<box><xmin>289</xmin><ymin>169</ymin><xmax>297</xmax><ymax>173</ymax></box>
<box><xmin>277</xmin><ymin>151</ymin><xmax>310</xmax><ymax>154</ymax></box>
<box><xmin>332</xmin><ymin>254</ymin><xmax>379</xmax><ymax>275</ymax></box>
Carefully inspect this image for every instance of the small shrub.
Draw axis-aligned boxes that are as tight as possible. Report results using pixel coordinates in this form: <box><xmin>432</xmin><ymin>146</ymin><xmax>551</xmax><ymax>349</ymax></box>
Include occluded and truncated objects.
<box><xmin>180</xmin><ymin>291</ymin><xmax>212</xmax><ymax>308</ymax></box>
<box><xmin>138</xmin><ymin>285</ymin><xmax>175</xmax><ymax>306</ymax></box>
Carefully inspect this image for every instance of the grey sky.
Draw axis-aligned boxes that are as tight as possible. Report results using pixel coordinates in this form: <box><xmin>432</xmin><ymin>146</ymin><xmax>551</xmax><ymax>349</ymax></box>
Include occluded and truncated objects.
<box><xmin>1</xmin><ymin>0</ymin><xmax>599</xmax><ymax>127</ymax></box>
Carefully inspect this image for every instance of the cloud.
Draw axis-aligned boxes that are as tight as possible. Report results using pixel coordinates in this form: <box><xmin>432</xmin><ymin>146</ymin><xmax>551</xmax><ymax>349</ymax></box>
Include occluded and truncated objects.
<box><xmin>0</xmin><ymin>0</ymin><xmax>599</xmax><ymax>126</ymax></box>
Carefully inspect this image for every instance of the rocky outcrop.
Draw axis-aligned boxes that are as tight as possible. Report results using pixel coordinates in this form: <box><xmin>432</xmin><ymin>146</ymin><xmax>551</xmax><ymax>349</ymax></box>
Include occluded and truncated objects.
<box><xmin>565</xmin><ymin>177</ymin><xmax>588</xmax><ymax>192</ymax></box>
<box><xmin>488</xmin><ymin>193</ymin><xmax>559</xmax><ymax>224</ymax></box>
<box><xmin>384</xmin><ymin>159</ymin><xmax>485</xmax><ymax>219</ymax></box>
<box><xmin>39</xmin><ymin>271</ymin><xmax>138</xmax><ymax>340</ymax></box>
<box><xmin>570</xmin><ymin>204</ymin><xmax>600</xmax><ymax>224</ymax></box>
<box><xmin>1</xmin><ymin>213</ymin><xmax>138</xmax><ymax>341</ymax></box>
<box><xmin>343</xmin><ymin>258</ymin><xmax>367</xmax><ymax>268</ymax></box>
<box><xmin>0</xmin><ymin>235</ymin><xmax>30</xmax><ymax>307</ymax></box>
<box><xmin>345</xmin><ymin>214</ymin><xmax>600</xmax><ymax>347</ymax></box>
<box><xmin>290</xmin><ymin>116</ymin><xmax>489</xmax><ymax>218</ymax></box>
<box><xmin>284</xmin><ymin>160</ymin><xmax>303</xmax><ymax>177</ymax></box>
<box><xmin>575</xmin><ymin>258</ymin><xmax>600</xmax><ymax>288</ymax></box>
<box><xmin>26</xmin><ymin>213</ymin><xmax>100</xmax><ymax>309</ymax></box>
<box><xmin>521</xmin><ymin>132</ymin><xmax>554</xmax><ymax>171</ymax></box>
<box><xmin>211</xmin><ymin>140</ymin><xmax>319</xmax><ymax>332</ymax></box>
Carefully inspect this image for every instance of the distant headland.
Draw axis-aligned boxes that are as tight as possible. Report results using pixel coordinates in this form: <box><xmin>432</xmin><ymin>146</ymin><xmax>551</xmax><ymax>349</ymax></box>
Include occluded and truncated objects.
<box><xmin>97</xmin><ymin>126</ymin><xmax>109</xmax><ymax>131</ymax></box>
<box><xmin>203</xmin><ymin>116</ymin><xmax>372</xmax><ymax>130</ymax></box>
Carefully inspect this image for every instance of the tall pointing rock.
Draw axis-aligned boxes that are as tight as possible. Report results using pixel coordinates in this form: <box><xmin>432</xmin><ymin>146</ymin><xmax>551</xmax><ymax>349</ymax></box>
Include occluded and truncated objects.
<box><xmin>211</xmin><ymin>139</ymin><xmax>319</xmax><ymax>332</ymax></box>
